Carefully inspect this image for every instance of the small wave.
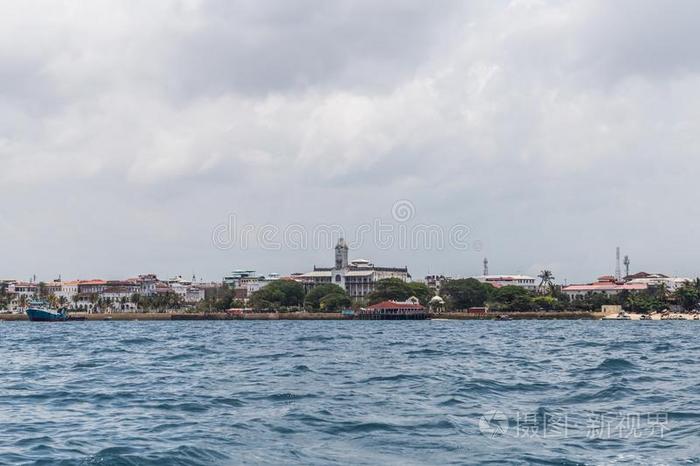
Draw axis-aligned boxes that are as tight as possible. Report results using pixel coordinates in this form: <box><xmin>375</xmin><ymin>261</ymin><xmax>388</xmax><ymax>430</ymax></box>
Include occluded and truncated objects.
<box><xmin>152</xmin><ymin>402</ymin><xmax>210</xmax><ymax>413</ymax></box>
<box><xmin>211</xmin><ymin>396</ymin><xmax>245</xmax><ymax>407</ymax></box>
<box><xmin>360</xmin><ymin>374</ymin><xmax>422</xmax><ymax>383</ymax></box>
<box><xmin>437</xmin><ymin>397</ymin><xmax>464</xmax><ymax>407</ymax></box>
<box><xmin>324</xmin><ymin>421</ymin><xmax>401</xmax><ymax>435</ymax></box>
<box><xmin>586</xmin><ymin>358</ymin><xmax>637</xmax><ymax>373</ymax></box>
<box><xmin>76</xmin><ymin>445</ymin><xmax>229</xmax><ymax>466</ymax></box>
<box><xmin>293</xmin><ymin>364</ymin><xmax>313</xmax><ymax>372</ymax></box>
<box><xmin>295</xmin><ymin>335</ymin><xmax>335</xmax><ymax>342</ymax></box>
<box><xmin>654</xmin><ymin>342</ymin><xmax>675</xmax><ymax>351</ymax></box>
<box><xmin>119</xmin><ymin>337</ymin><xmax>157</xmax><ymax>345</ymax></box>
<box><xmin>14</xmin><ymin>436</ymin><xmax>52</xmax><ymax>447</ymax></box>
<box><xmin>262</xmin><ymin>392</ymin><xmax>317</xmax><ymax>402</ymax></box>
<box><xmin>406</xmin><ymin>348</ymin><xmax>445</xmax><ymax>356</ymax></box>
<box><xmin>565</xmin><ymin>383</ymin><xmax>635</xmax><ymax>403</ymax></box>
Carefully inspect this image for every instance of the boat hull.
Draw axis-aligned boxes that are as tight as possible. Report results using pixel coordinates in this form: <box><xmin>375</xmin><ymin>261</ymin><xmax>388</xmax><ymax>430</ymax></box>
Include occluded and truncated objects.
<box><xmin>26</xmin><ymin>308</ymin><xmax>68</xmax><ymax>322</ymax></box>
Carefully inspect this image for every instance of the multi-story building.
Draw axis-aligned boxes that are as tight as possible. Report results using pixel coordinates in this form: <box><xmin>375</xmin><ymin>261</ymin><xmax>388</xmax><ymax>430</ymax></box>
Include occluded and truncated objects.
<box><xmin>9</xmin><ymin>282</ymin><xmax>37</xmax><ymax>299</ymax></box>
<box><xmin>624</xmin><ymin>272</ymin><xmax>690</xmax><ymax>292</ymax></box>
<box><xmin>77</xmin><ymin>280</ymin><xmax>107</xmax><ymax>295</ymax></box>
<box><xmin>57</xmin><ymin>281</ymin><xmax>79</xmax><ymax>303</ymax></box>
<box><xmin>222</xmin><ymin>270</ymin><xmax>279</xmax><ymax>302</ymax></box>
<box><xmin>473</xmin><ymin>275</ymin><xmax>537</xmax><ymax>291</ymax></box>
<box><xmin>134</xmin><ymin>274</ymin><xmax>158</xmax><ymax>296</ymax></box>
<box><xmin>562</xmin><ymin>276</ymin><xmax>648</xmax><ymax>299</ymax></box>
<box><xmin>299</xmin><ymin>239</ymin><xmax>411</xmax><ymax>299</ymax></box>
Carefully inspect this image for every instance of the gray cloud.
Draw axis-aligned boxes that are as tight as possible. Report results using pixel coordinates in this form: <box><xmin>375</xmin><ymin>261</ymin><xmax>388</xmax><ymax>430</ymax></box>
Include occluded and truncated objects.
<box><xmin>0</xmin><ymin>0</ymin><xmax>699</xmax><ymax>282</ymax></box>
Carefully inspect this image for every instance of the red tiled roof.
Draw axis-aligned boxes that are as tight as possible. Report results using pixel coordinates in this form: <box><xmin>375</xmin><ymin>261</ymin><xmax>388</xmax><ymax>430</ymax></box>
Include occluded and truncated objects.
<box><xmin>367</xmin><ymin>300</ymin><xmax>425</xmax><ymax>310</ymax></box>
<box><xmin>563</xmin><ymin>281</ymin><xmax>647</xmax><ymax>292</ymax></box>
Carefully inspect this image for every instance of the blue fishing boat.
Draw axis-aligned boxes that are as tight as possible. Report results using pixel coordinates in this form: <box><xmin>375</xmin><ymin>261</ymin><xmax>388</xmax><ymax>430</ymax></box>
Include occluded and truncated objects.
<box><xmin>25</xmin><ymin>300</ymin><xmax>68</xmax><ymax>322</ymax></box>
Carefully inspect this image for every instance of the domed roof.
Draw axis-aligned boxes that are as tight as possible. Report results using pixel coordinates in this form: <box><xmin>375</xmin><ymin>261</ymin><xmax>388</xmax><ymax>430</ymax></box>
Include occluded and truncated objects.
<box><xmin>429</xmin><ymin>295</ymin><xmax>445</xmax><ymax>304</ymax></box>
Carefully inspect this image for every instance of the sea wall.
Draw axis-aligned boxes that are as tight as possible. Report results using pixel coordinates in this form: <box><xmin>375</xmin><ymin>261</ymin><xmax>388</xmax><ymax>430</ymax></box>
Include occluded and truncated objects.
<box><xmin>0</xmin><ymin>310</ymin><xmax>603</xmax><ymax>321</ymax></box>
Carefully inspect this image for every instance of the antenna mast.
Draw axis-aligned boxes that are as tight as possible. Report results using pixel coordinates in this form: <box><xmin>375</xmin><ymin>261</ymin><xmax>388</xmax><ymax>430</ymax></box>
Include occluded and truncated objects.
<box><xmin>483</xmin><ymin>258</ymin><xmax>489</xmax><ymax>276</ymax></box>
<box><xmin>615</xmin><ymin>247</ymin><xmax>622</xmax><ymax>281</ymax></box>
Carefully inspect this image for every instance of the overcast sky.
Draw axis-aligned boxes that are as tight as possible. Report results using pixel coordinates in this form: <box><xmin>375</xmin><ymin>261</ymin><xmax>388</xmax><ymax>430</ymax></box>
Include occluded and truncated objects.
<box><xmin>1</xmin><ymin>0</ymin><xmax>699</xmax><ymax>284</ymax></box>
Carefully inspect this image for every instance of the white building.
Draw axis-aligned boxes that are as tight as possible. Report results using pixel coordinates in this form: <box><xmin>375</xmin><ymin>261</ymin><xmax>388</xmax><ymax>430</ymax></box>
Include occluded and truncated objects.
<box><xmin>624</xmin><ymin>272</ymin><xmax>690</xmax><ymax>292</ymax></box>
<box><xmin>562</xmin><ymin>276</ymin><xmax>648</xmax><ymax>299</ymax></box>
<box><xmin>473</xmin><ymin>275</ymin><xmax>537</xmax><ymax>291</ymax></box>
<box><xmin>299</xmin><ymin>239</ymin><xmax>411</xmax><ymax>299</ymax></box>
<box><xmin>56</xmin><ymin>281</ymin><xmax>79</xmax><ymax>302</ymax></box>
<box><xmin>223</xmin><ymin>270</ymin><xmax>279</xmax><ymax>299</ymax></box>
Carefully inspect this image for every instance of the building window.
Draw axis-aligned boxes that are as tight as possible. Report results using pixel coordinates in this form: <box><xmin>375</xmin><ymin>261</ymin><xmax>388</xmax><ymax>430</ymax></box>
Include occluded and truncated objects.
<box><xmin>335</xmin><ymin>275</ymin><xmax>341</xmax><ymax>282</ymax></box>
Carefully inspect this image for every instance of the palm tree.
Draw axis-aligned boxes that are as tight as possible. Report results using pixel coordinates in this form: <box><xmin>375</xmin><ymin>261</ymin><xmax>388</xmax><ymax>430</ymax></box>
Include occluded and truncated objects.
<box><xmin>88</xmin><ymin>293</ymin><xmax>99</xmax><ymax>314</ymax></box>
<box><xmin>17</xmin><ymin>295</ymin><xmax>29</xmax><ymax>311</ymax></box>
<box><xmin>537</xmin><ymin>270</ymin><xmax>556</xmax><ymax>295</ymax></box>
<box><xmin>47</xmin><ymin>294</ymin><xmax>59</xmax><ymax>308</ymax></box>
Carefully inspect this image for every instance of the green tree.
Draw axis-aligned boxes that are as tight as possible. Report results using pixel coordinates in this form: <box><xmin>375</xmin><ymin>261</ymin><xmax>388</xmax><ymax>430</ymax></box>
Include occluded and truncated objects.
<box><xmin>88</xmin><ymin>293</ymin><xmax>99</xmax><ymax>313</ymax></box>
<box><xmin>47</xmin><ymin>294</ymin><xmax>59</xmax><ymax>308</ymax></box>
<box><xmin>18</xmin><ymin>295</ymin><xmax>29</xmax><ymax>310</ymax></box>
<box><xmin>532</xmin><ymin>295</ymin><xmax>560</xmax><ymax>311</ymax></box>
<box><xmin>489</xmin><ymin>286</ymin><xmax>535</xmax><ymax>312</ymax></box>
<box><xmin>37</xmin><ymin>282</ymin><xmax>48</xmax><ymax>299</ymax></box>
<box><xmin>304</xmin><ymin>284</ymin><xmax>347</xmax><ymax>310</ymax></box>
<box><xmin>0</xmin><ymin>283</ymin><xmax>9</xmax><ymax>310</ymax></box>
<box><xmin>439</xmin><ymin>278</ymin><xmax>490</xmax><ymax>310</ymax></box>
<box><xmin>537</xmin><ymin>270</ymin><xmax>556</xmax><ymax>295</ymax></box>
<box><xmin>675</xmin><ymin>282</ymin><xmax>700</xmax><ymax>311</ymax></box>
<box><xmin>250</xmin><ymin>280</ymin><xmax>305</xmax><ymax>310</ymax></box>
<box><xmin>366</xmin><ymin>278</ymin><xmax>415</xmax><ymax>305</ymax></box>
<box><xmin>319</xmin><ymin>293</ymin><xmax>352</xmax><ymax>311</ymax></box>
<box><xmin>407</xmin><ymin>282</ymin><xmax>433</xmax><ymax>305</ymax></box>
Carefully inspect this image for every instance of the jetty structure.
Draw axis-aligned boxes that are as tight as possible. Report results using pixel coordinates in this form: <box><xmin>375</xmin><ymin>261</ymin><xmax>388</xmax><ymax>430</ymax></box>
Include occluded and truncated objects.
<box><xmin>356</xmin><ymin>298</ymin><xmax>427</xmax><ymax>320</ymax></box>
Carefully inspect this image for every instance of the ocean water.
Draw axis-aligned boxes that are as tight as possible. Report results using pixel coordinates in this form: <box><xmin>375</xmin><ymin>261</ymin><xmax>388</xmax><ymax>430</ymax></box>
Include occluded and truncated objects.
<box><xmin>1</xmin><ymin>320</ymin><xmax>699</xmax><ymax>465</ymax></box>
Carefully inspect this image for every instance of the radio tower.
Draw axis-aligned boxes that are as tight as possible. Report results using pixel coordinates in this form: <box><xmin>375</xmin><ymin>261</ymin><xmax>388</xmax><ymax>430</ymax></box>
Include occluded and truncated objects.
<box><xmin>615</xmin><ymin>247</ymin><xmax>622</xmax><ymax>282</ymax></box>
<box><xmin>623</xmin><ymin>255</ymin><xmax>630</xmax><ymax>279</ymax></box>
<box><xmin>483</xmin><ymin>258</ymin><xmax>489</xmax><ymax>276</ymax></box>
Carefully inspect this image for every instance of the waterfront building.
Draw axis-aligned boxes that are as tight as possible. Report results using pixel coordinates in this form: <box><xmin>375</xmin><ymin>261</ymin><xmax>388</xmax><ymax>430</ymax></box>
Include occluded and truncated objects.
<box><xmin>9</xmin><ymin>282</ymin><xmax>37</xmax><ymax>298</ymax></box>
<box><xmin>424</xmin><ymin>274</ymin><xmax>449</xmax><ymax>293</ymax></box>
<box><xmin>134</xmin><ymin>274</ymin><xmax>158</xmax><ymax>296</ymax></box>
<box><xmin>474</xmin><ymin>275</ymin><xmax>537</xmax><ymax>291</ymax></box>
<box><xmin>223</xmin><ymin>270</ymin><xmax>259</xmax><ymax>287</ymax></box>
<box><xmin>623</xmin><ymin>272</ymin><xmax>690</xmax><ymax>292</ymax></box>
<box><xmin>77</xmin><ymin>280</ymin><xmax>107</xmax><ymax>295</ymax></box>
<box><xmin>357</xmin><ymin>297</ymin><xmax>427</xmax><ymax>320</ymax></box>
<box><xmin>169</xmin><ymin>281</ymin><xmax>206</xmax><ymax>304</ymax></box>
<box><xmin>222</xmin><ymin>270</ymin><xmax>279</xmax><ymax>302</ymax></box>
<box><xmin>562</xmin><ymin>276</ymin><xmax>648</xmax><ymax>299</ymax></box>
<box><xmin>101</xmin><ymin>286</ymin><xmax>138</xmax><ymax>311</ymax></box>
<box><xmin>299</xmin><ymin>239</ymin><xmax>411</xmax><ymax>299</ymax></box>
<box><xmin>57</xmin><ymin>281</ymin><xmax>79</xmax><ymax>302</ymax></box>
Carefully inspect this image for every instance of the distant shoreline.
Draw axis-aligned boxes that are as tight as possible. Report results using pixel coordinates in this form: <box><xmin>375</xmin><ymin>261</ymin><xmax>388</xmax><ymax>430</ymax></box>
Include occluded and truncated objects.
<box><xmin>0</xmin><ymin>311</ymin><xmax>606</xmax><ymax>321</ymax></box>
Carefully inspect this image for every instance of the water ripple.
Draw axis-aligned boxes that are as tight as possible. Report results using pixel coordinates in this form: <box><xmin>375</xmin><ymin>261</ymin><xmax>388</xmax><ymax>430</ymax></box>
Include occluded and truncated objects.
<box><xmin>2</xmin><ymin>320</ymin><xmax>700</xmax><ymax>464</ymax></box>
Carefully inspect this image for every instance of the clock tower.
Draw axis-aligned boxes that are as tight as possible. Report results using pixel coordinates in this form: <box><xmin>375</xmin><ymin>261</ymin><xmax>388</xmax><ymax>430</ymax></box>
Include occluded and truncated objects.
<box><xmin>335</xmin><ymin>238</ymin><xmax>349</xmax><ymax>270</ymax></box>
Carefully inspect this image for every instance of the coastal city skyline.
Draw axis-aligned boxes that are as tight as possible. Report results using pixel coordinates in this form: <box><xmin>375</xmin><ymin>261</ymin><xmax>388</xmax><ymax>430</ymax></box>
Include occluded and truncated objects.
<box><xmin>2</xmin><ymin>244</ymin><xmax>697</xmax><ymax>286</ymax></box>
<box><xmin>2</xmin><ymin>237</ymin><xmax>695</xmax><ymax>314</ymax></box>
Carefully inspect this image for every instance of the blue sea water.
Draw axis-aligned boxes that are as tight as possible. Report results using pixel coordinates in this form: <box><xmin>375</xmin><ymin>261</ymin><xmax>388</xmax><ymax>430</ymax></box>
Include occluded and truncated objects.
<box><xmin>1</xmin><ymin>320</ymin><xmax>699</xmax><ymax>465</ymax></box>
